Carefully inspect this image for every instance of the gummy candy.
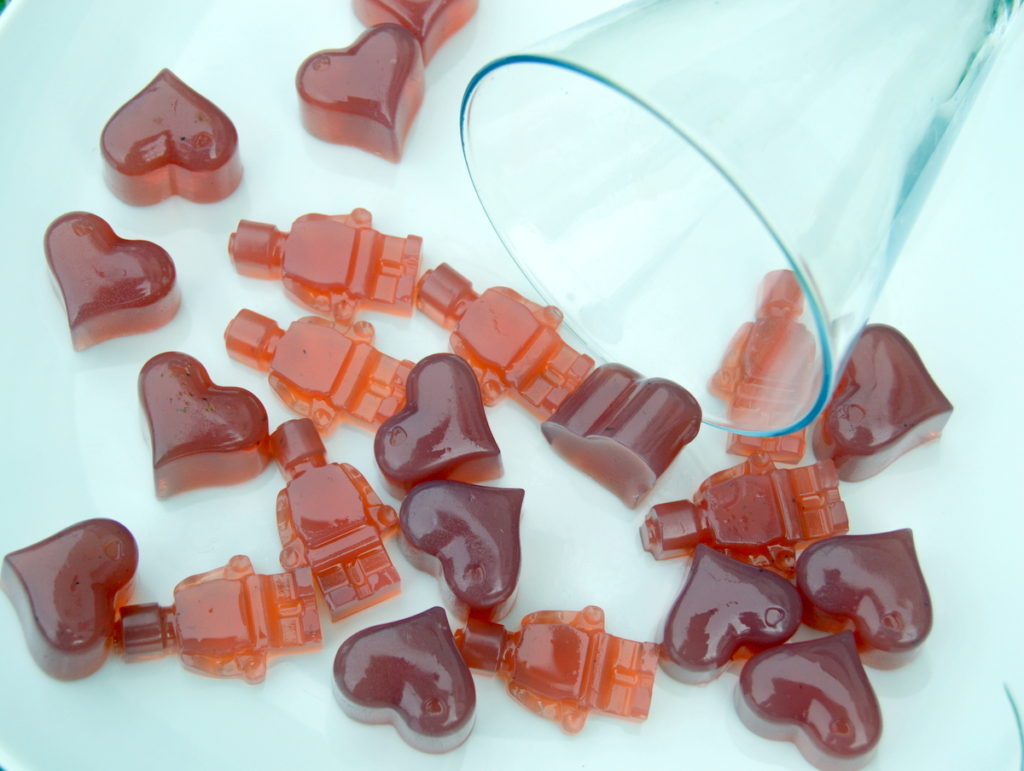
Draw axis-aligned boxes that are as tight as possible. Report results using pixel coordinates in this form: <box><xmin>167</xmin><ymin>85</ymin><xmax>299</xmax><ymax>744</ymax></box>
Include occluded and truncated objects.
<box><xmin>417</xmin><ymin>263</ymin><xmax>594</xmax><ymax>419</ymax></box>
<box><xmin>116</xmin><ymin>555</ymin><xmax>321</xmax><ymax>684</ymax></box>
<box><xmin>271</xmin><ymin>418</ymin><xmax>400</xmax><ymax>621</ymax></box>
<box><xmin>374</xmin><ymin>353</ymin><xmax>502</xmax><ymax>496</ymax></box>
<box><xmin>541</xmin><ymin>363</ymin><xmax>701</xmax><ymax>507</ymax></box>
<box><xmin>813</xmin><ymin>324</ymin><xmax>952</xmax><ymax>481</ymax></box>
<box><xmin>139</xmin><ymin>351</ymin><xmax>271</xmax><ymax>498</ymax></box>
<box><xmin>333</xmin><ymin>606</ymin><xmax>475</xmax><ymax>753</ymax></box>
<box><xmin>353</xmin><ymin>0</ymin><xmax>479</xmax><ymax>64</ymax></box>
<box><xmin>399</xmin><ymin>480</ymin><xmax>523</xmax><ymax>621</ymax></box>
<box><xmin>641</xmin><ymin>452</ymin><xmax>848</xmax><ymax>575</ymax></box>
<box><xmin>45</xmin><ymin>212</ymin><xmax>179</xmax><ymax>350</ymax></box>
<box><xmin>2</xmin><ymin>519</ymin><xmax>138</xmax><ymax>680</ymax></box>
<box><xmin>456</xmin><ymin>605</ymin><xmax>658</xmax><ymax>733</ymax></box>
<box><xmin>224</xmin><ymin>310</ymin><xmax>413</xmax><ymax>432</ymax></box>
<box><xmin>297</xmin><ymin>24</ymin><xmax>424</xmax><ymax>162</ymax></box>
<box><xmin>101</xmin><ymin>69</ymin><xmax>242</xmax><ymax>205</ymax></box>
<box><xmin>229</xmin><ymin>207</ymin><xmax>421</xmax><ymax>324</ymax></box>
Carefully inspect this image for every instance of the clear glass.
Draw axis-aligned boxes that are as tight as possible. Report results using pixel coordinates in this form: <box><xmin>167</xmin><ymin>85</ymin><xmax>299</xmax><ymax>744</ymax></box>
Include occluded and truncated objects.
<box><xmin>461</xmin><ymin>0</ymin><xmax>1020</xmax><ymax>434</ymax></box>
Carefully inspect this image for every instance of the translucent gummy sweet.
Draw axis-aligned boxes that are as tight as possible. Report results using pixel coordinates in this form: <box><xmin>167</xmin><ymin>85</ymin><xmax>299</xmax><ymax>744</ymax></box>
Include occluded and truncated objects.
<box><xmin>352</xmin><ymin>0</ymin><xmax>479</xmax><ymax>64</ymax></box>
<box><xmin>641</xmin><ymin>453</ymin><xmax>848</xmax><ymax>575</ymax></box>
<box><xmin>224</xmin><ymin>310</ymin><xmax>413</xmax><ymax>432</ymax></box>
<box><xmin>101</xmin><ymin>69</ymin><xmax>242</xmax><ymax>205</ymax></box>
<box><xmin>333</xmin><ymin>606</ymin><xmax>476</xmax><ymax>753</ymax></box>
<box><xmin>297</xmin><ymin>24</ymin><xmax>424</xmax><ymax>162</ymax></box>
<box><xmin>455</xmin><ymin>605</ymin><xmax>659</xmax><ymax>733</ymax></box>
<box><xmin>541</xmin><ymin>363</ymin><xmax>701</xmax><ymax>507</ymax></box>
<box><xmin>417</xmin><ymin>263</ymin><xmax>595</xmax><ymax>419</ymax></box>
<box><xmin>399</xmin><ymin>480</ymin><xmax>523</xmax><ymax>621</ymax></box>
<box><xmin>813</xmin><ymin>324</ymin><xmax>952</xmax><ymax>481</ymax></box>
<box><xmin>45</xmin><ymin>212</ymin><xmax>180</xmax><ymax>350</ymax></box>
<box><xmin>374</xmin><ymin>353</ymin><xmax>502</xmax><ymax>496</ymax></box>
<box><xmin>271</xmin><ymin>418</ymin><xmax>400</xmax><ymax>621</ymax></box>
<box><xmin>116</xmin><ymin>555</ymin><xmax>322</xmax><ymax>684</ymax></box>
<box><xmin>229</xmin><ymin>207</ymin><xmax>422</xmax><ymax>324</ymax></box>
<box><xmin>139</xmin><ymin>351</ymin><xmax>271</xmax><ymax>498</ymax></box>
<box><xmin>2</xmin><ymin>519</ymin><xmax>138</xmax><ymax>680</ymax></box>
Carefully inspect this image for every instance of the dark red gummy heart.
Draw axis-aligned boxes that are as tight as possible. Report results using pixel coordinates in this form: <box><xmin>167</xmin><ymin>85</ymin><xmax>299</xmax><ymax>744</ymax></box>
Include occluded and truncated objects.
<box><xmin>353</xmin><ymin>0</ymin><xmax>478</xmax><ymax>63</ymax></box>
<box><xmin>45</xmin><ymin>212</ymin><xmax>180</xmax><ymax>350</ymax></box>
<box><xmin>660</xmin><ymin>545</ymin><xmax>801</xmax><ymax>684</ymax></box>
<box><xmin>738</xmin><ymin>632</ymin><xmax>882</xmax><ymax>769</ymax></box>
<box><xmin>296</xmin><ymin>24</ymin><xmax>424</xmax><ymax>162</ymax></box>
<box><xmin>2</xmin><ymin>519</ymin><xmax>138</xmax><ymax>680</ymax></box>
<box><xmin>139</xmin><ymin>351</ymin><xmax>271</xmax><ymax>498</ymax></box>
<box><xmin>542</xmin><ymin>363</ymin><xmax>701</xmax><ymax>508</ymax></box>
<box><xmin>374</xmin><ymin>353</ymin><xmax>502</xmax><ymax>496</ymax></box>
<box><xmin>400</xmin><ymin>481</ymin><xmax>523</xmax><ymax>621</ymax></box>
<box><xmin>333</xmin><ymin>606</ymin><xmax>476</xmax><ymax>753</ymax></box>
<box><xmin>797</xmin><ymin>529</ymin><xmax>931</xmax><ymax>668</ymax></box>
<box><xmin>101</xmin><ymin>69</ymin><xmax>242</xmax><ymax>205</ymax></box>
<box><xmin>813</xmin><ymin>324</ymin><xmax>952</xmax><ymax>481</ymax></box>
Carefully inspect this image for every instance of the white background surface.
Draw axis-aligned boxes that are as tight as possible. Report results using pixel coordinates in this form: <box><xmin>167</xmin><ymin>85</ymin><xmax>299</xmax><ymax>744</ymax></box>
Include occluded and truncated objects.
<box><xmin>0</xmin><ymin>1</ymin><xmax>1021</xmax><ymax>769</ymax></box>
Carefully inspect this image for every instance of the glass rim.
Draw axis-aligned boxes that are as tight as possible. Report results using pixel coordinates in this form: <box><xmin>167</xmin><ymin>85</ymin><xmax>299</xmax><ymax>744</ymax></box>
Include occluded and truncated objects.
<box><xmin>460</xmin><ymin>53</ymin><xmax>835</xmax><ymax>436</ymax></box>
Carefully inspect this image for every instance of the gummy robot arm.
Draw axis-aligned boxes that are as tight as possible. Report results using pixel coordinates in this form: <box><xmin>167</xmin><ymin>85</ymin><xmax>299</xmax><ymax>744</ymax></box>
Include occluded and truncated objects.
<box><xmin>506</xmin><ymin>682</ymin><xmax>589</xmax><ymax>734</ymax></box>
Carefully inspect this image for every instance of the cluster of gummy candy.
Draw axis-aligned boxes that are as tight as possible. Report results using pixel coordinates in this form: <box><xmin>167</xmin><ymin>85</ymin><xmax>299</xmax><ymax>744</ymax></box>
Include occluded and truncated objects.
<box><xmin>7</xmin><ymin>2</ymin><xmax>956</xmax><ymax>768</ymax></box>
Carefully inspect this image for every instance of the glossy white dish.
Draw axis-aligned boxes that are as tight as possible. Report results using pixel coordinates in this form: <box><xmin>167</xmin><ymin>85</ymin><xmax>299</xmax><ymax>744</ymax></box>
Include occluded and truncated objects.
<box><xmin>0</xmin><ymin>1</ymin><xmax>1021</xmax><ymax>769</ymax></box>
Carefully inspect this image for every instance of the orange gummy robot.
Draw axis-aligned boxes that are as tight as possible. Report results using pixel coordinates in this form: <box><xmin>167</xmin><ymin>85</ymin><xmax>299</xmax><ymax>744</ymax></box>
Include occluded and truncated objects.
<box><xmin>229</xmin><ymin>208</ymin><xmax>422</xmax><ymax>324</ymax></box>
<box><xmin>641</xmin><ymin>453</ymin><xmax>848</xmax><ymax>575</ymax></box>
<box><xmin>711</xmin><ymin>270</ymin><xmax>816</xmax><ymax>462</ymax></box>
<box><xmin>456</xmin><ymin>605</ymin><xmax>659</xmax><ymax>733</ymax></box>
<box><xmin>271</xmin><ymin>418</ymin><xmax>400</xmax><ymax>621</ymax></box>
<box><xmin>225</xmin><ymin>310</ymin><xmax>413</xmax><ymax>432</ymax></box>
<box><xmin>417</xmin><ymin>263</ymin><xmax>594</xmax><ymax>419</ymax></box>
<box><xmin>115</xmin><ymin>555</ymin><xmax>321</xmax><ymax>684</ymax></box>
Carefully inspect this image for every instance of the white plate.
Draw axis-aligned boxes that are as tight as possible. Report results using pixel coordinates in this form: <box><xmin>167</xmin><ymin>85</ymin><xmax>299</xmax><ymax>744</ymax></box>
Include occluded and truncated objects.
<box><xmin>0</xmin><ymin>2</ymin><xmax>1022</xmax><ymax>769</ymax></box>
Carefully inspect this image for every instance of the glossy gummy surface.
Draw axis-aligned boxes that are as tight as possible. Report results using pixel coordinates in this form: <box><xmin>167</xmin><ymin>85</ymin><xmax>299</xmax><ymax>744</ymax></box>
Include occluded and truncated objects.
<box><xmin>333</xmin><ymin>606</ymin><xmax>476</xmax><ymax>753</ymax></box>
<box><xmin>352</xmin><ymin>0</ymin><xmax>479</xmax><ymax>63</ymax></box>
<box><xmin>101</xmin><ymin>69</ymin><xmax>242</xmax><ymax>205</ymax></box>
<box><xmin>139</xmin><ymin>351</ymin><xmax>271</xmax><ymax>498</ymax></box>
<box><xmin>297</xmin><ymin>24</ymin><xmax>425</xmax><ymax>162</ymax></box>
<box><xmin>542</xmin><ymin>363</ymin><xmax>701</xmax><ymax>507</ymax></box>
<box><xmin>813</xmin><ymin>324</ymin><xmax>953</xmax><ymax>482</ymax></box>
<box><xmin>45</xmin><ymin>212</ymin><xmax>180</xmax><ymax>350</ymax></box>
<box><xmin>399</xmin><ymin>481</ymin><xmax>523</xmax><ymax>621</ymax></box>
<box><xmin>2</xmin><ymin>519</ymin><xmax>138</xmax><ymax>681</ymax></box>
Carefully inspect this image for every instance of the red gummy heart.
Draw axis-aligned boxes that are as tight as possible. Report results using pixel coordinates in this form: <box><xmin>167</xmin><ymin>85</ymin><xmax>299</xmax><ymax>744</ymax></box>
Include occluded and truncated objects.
<box><xmin>2</xmin><ymin>519</ymin><xmax>138</xmax><ymax>680</ymax></box>
<box><xmin>333</xmin><ymin>606</ymin><xmax>476</xmax><ymax>753</ymax></box>
<box><xmin>542</xmin><ymin>363</ymin><xmax>701</xmax><ymax>508</ymax></box>
<box><xmin>353</xmin><ymin>0</ymin><xmax>479</xmax><ymax>63</ymax></box>
<box><xmin>738</xmin><ymin>632</ymin><xmax>882</xmax><ymax>769</ymax></box>
<box><xmin>400</xmin><ymin>481</ymin><xmax>523</xmax><ymax>621</ymax></box>
<box><xmin>374</xmin><ymin>353</ymin><xmax>502</xmax><ymax>496</ymax></box>
<box><xmin>45</xmin><ymin>212</ymin><xmax>180</xmax><ymax>350</ymax></box>
<box><xmin>101</xmin><ymin>69</ymin><xmax>242</xmax><ymax>205</ymax></box>
<box><xmin>139</xmin><ymin>351</ymin><xmax>271</xmax><ymax>498</ymax></box>
<box><xmin>661</xmin><ymin>545</ymin><xmax>801</xmax><ymax>684</ymax></box>
<box><xmin>296</xmin><ymin>24</ymin><xmax>424</xmax><ymax>162</ymax></box>
<box><xmin>813</xmin><ymin>324</ymin><xmax>952</xmax><ymax>481</ymax></box>
<box><xmin>797</xmin><ymin>529</ymin><xmax>931</xmax><ymax>668</ymax></box>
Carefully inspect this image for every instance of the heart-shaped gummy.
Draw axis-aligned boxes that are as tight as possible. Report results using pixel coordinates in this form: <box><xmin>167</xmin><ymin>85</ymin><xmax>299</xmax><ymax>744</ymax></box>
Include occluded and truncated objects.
<box><xmin>797</xmin><ymin>529</ymin><xmax>931</xmax><ymax>668</ymax></box>
<box><xmin>2</xmin><ymin>519</ymin><xmax>138</xmax><ymax>680</ymax></box>
<box><xmin>333</xmin><ymin>606</ymin><xmax>476</xmax><ymax>753</ymax></box>
<box><xmin>45</xmin><ymin>212</ymin><xmax>180</xmax><ymax>350</ymax></box>
<box><xmin>296</xmin><ymin>24</ymin><xmax>424</xmax><ymax>161</ymax></box>
<box><xmin>139</xmin><ymin>351</ymin><xmax>271</xmax><ymax>498</ymax></box>
<box><xmin>400</xmin><ymin>481</ymin><xmax>523</xmax><ymax>621</ymax></box>
<box><xmin>660</xmin><ymin>545</ymin><xmax>801</xmax><ymax>684</ymax></box>
<box><xmin>813</xmin><ymin>324</ymin><xmax>952</xmax><ymax>481</ymax></box>
<box><xmin>738</xmin><ymin>632</ymin><xmax>882</xmax><ymax>769</ymax></box>
<box><xmin>101</xmin><ymin>69</ymin><xmax>242</xmax><ymax>205</ymax></box>
<box><xmin>353</xmin><ymin>0</ymin><xmax>479</xmax><ymax>63</ymax></box>
<box><xmin>374</xmin><ymin>353</ymin><xmax>502</xmax><ymax>496</ymax></box>
<box><xmin>542</xmin><ymin>363</ymin><xmax>701</xmax><ymax>508</ymax></box>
